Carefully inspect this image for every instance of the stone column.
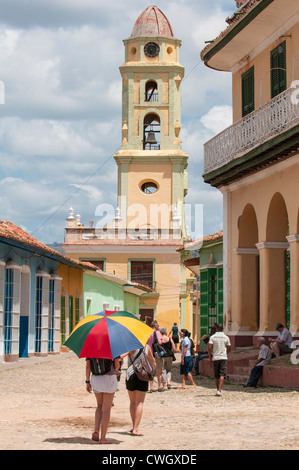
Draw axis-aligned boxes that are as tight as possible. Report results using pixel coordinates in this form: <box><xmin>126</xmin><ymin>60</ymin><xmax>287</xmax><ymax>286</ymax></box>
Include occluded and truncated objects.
<box><xmin>286</xmin><ymin>234</ymin><xmax>299</xmax><ymax>336</ymax></box>
<box><xmin>256</xmin><ymin>242</ymin><xmax>288</xmax><ymax>332</ymax></box>
<box><xmin>234</xmin><ymin>248</ymin><xmax>259</xmax><ymax>332</ymax></box>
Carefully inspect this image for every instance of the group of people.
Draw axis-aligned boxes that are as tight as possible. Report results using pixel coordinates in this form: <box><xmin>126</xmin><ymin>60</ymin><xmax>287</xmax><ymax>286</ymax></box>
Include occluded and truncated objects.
<box><xmin>84</xmin><ymin>320</ymin><xmax>196</xmax><ymax>443</ymax></box>
<box><xmin>245</xmin><ymin>323</ymin><xmax>294</xmax><ymax>388</ymax></box>
<box><xmin>84</xmin><ymin>320</ymin><xmax>294</xmax><ymax>443</ymax></box>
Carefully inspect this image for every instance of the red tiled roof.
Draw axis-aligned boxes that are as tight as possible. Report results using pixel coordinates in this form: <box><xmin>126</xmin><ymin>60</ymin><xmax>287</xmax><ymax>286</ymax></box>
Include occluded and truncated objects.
<box><xmin>131</xmin><ymin>5</ymin><xmax>174</xmax><ymax>38</ymax></box>
<box><xmin>203</xmin><ymin>230</ymin><xmax>223</xmax><ymax>243</ymax></box>
<box><xmin>177</xmin><ymin>230</ymin><xmax>223</xmax><ymax>252</ymax></box>
<box><xmin>0</xmin><ymin>220</ymin><xmax>98</xmax><ymax>271</ymax></box>
<box><xmin>0</xmin><ymin>220</ymin><xmax>153</xmax><ymax>293</ymax></box>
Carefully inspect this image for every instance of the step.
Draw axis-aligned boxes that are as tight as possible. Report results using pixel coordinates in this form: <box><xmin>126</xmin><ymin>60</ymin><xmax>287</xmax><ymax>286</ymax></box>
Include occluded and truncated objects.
<box><xmin>233</xmin><ymin>365</ymin><xmax>251</xmax><ymax>375</ymax></box>
<box><xmin>226</xmin><ymin>374</ymin><xmax>248</xmax><ymax>384</ymax></box>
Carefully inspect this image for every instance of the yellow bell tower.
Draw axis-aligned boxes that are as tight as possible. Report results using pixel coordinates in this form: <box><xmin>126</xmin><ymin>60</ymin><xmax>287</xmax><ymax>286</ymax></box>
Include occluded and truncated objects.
<box><xmin>114</xmin><ymin>5</ymin><xmax>189</xmax><ymax>236</ymax></box>
<box><xmin>64</xmin><ymin>6</ymin><xmax>192</xmax><ymax>332</ymax></box>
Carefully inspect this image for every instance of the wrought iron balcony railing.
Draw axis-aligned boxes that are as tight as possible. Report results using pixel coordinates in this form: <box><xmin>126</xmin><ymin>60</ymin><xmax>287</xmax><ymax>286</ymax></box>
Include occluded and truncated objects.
<box><xmin>203</xmin><ymin>87</ymin><xmax>299</xmax><ymax>175</ymax></box>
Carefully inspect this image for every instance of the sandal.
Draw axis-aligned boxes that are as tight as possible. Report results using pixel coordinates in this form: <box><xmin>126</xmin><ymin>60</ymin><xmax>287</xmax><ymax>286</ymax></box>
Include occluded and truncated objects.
<box><xmin>92</xmin><ymin>431</ymin><xmax>99</xmax><ymax>442</ymax></box>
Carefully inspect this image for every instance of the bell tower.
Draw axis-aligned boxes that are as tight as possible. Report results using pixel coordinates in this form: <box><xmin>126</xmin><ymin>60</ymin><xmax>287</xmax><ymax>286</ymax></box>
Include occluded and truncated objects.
<box><xmin>114</xmin><ymin>5</ymin><xmax>188</xmax><ymax>236</ymax></box>
<box><xmin>64</xmin><ymin>6</ymin><xmax>192</xmax><ymax>333</ymax></box>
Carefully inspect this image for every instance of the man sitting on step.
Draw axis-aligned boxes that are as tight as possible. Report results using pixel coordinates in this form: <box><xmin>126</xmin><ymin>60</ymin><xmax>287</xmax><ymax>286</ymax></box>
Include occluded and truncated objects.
<box><xmin>244</xmin><ymin>337</ymin><xmax>272</xmax><ymax>388</ymax></box>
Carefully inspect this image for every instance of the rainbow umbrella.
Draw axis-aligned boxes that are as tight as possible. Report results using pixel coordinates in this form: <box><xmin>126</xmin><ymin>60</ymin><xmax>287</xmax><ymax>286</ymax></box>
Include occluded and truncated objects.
<box><xmin>64</xmin><ymin>310</ymin><xmax>153</xmax><ymax>359</ymax></box>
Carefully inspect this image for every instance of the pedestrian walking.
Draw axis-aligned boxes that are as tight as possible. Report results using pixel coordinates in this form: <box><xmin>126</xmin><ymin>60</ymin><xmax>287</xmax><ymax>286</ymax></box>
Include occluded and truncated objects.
<box><xmin>160</xmin><ymin>327</ymin><xmax>176</xmax><ymax>389</ymax></box>
<box><xmin>147</xmin><ymin>321</ymin><xmax>163</xmax><ymax>392</ymax></box>
<box><xmin>180</xmin><ymin>329</ymin><xmax>196</xmax><ymax>388</ymax></box>
<box><xmin>244</xmin><ymin>337</ymin><xmax>272</xmax><ymax>388</ymax></box>
<box><xmin>208</xmin><ymin>324</ymin><xmax>231</xmax><ymax>396</ymax></box>
<box><xmin>85</xmin><ymin>357</ymin><xmax>120</xmax><ymax>444</ymax></box>
<box><xmin>169</xmin><ymin>322</ymin><xmax>180</xmax><ymax>351</ymax></box>
<box><xmin>123</xmin><ymin>345</ymin><xmax>156</xmax><ymax>436</ymax></box>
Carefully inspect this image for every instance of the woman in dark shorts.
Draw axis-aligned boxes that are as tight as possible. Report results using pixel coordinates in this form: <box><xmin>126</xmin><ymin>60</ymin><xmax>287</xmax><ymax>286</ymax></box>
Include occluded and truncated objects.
<box><xmin>170</xmin><ymin>322</ymin><xmax>180</xmax><ymax>347</ymax></box>
<box><xmin>123</xmin><ymin>345</ymin><xmax>156</xmax><ymax>436</ymax></box>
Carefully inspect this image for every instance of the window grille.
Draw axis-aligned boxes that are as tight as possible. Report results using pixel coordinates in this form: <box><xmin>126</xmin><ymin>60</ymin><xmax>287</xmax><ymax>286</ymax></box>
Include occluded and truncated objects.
<box><xmin>61</xmin><ymin>296</ymin><xmax>66</xmax><ymax>345</ymax></box>
<box><xmin>4</xmin><ymin>268</ymin><xmax>13</xmax><ymax>355</ymax></box>
<box><xmin>48</xmin><ymin>279</ymin><xmax>55</xmax><ymax>352</ymax></box>
<box><xmin>35</xmin><ymin>276</ymin><xmax>43</xmax><ymax>353</ymax></box>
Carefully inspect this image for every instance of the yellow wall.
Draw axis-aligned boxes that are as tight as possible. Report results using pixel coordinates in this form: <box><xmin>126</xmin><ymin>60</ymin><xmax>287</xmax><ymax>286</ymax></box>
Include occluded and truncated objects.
<box><xmin>228</xmin><ymin>156</ymin><xmax>299</xmax><ymax>331</ymax></box>
<box><xmin>58</xmin><ymin>264</ymin><xmax>83</xmax><ymax>300</ymax></box>
<box><xmin>67</xmin><ymin>250</ymin><xmax>181</xmax><ymax>333</ymax></box>
<box><xmin>127</xmin><ymin>163</ymin><xmax>173</xmax><ymax>228</ymax></box>
<box><xmin>232</xmin><ymin>22</ymin><xmax>299</xmax><ymax>122</ymax></box>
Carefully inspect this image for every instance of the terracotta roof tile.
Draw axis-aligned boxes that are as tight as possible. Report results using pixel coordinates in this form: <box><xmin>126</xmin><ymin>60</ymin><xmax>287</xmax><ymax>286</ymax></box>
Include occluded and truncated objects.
<box><xmin>0</xmin><ymin>220</ymin><xmax>98</xmax><ymax>271</ymax></box>
<box><xmin>131</xmin><ymin>5</ymin><xmax>174</xmax><ymax>38</ymax></box>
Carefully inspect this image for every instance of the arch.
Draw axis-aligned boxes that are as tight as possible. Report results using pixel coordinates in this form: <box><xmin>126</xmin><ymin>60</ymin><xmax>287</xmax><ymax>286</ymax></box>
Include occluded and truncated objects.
<box><xmin>238</xmin><ymin>203</ymin><xmax>258</xmax><ymax>248</ymax></box>
<box><xmin>237</xmin><ymin>203</ymin><xmax>259</xmax><ymax>332</ymax></box>
<box><xmin>143</xmin><ymin>112</ymin><xmax>160</xmax><ymax>150</ymax></box>
<box><xmin>266</xmin><ymin>192</ymin><xmax>288</xmax><ymax>242</ymax></box>
<box><xmin>264</xmin><ymin>192</ymin><xmax>289</xmax><ymax>329</ymax></box>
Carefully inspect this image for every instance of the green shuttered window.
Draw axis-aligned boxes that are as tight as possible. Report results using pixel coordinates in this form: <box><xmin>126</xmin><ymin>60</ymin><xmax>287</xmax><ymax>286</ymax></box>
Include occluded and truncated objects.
<box><xmin>271</xmin><ymin>41</ymin><xmax>286</xmax><ymax>98</ymax></box>
<box><xmin>242</xmin><ymin>66</ymin><xmax>255</xmax><ymax>117</ymax></box>
<box><xmin>200</xmin><ymin>266</ymin><xmax>223</xmax><ymax>344</ymax></box>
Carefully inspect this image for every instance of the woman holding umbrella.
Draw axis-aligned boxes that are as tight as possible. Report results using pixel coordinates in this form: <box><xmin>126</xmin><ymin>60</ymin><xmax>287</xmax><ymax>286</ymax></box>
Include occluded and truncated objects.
<box><xmin>64</xmin><ymin>309</ymin><xmax>154</xmax><ymax>443</ymax></box>
<box><xmin>85</xmin><ymin>357</ymin><xmax>120</xmax><ymax>444</ymax></box>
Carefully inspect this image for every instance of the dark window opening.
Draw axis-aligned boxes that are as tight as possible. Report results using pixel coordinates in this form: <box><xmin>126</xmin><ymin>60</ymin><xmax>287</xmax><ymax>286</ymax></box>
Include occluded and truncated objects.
<box><xmin>131</xmin><ymin>260</ymin><xmax>154</xmax><ymax>290</ymax></box>
<box><xmin>145</xmin><ymin>81</ymin><xmax>158</xmax><ymax>102</ymax></box>
<box><xmin>141</xmin><ymin>181</ymin><xmax>158</xmax><ymax>194</ymax></box>
<box><xmin>81</xmin><ymin>259</ymin><xmax>105</xmax><ymax>271</ymax></box>
<box><xmin>143</xmin><ymin>113</ymin><xmax>160</xmax><ymax>150</ymax></box>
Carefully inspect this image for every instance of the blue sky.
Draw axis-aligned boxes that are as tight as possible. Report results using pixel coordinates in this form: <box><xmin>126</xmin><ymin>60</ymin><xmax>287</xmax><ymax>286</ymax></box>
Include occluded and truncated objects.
<box><xmin>0</xmin><ymin>0</ymin><xmax>236</xmax><ymax>243</ymax></box>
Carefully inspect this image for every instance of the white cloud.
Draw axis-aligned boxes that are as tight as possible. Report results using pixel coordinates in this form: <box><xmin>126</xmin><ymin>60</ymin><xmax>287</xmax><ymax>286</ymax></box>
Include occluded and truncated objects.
<box><xmin>200</xmin><ymin>105</ymin><xmax>232</xmax><ymax>134</ymax></box>
<box><xmin>0</xmin><ymin>0</ymin><xmax>235</xmax><ymax>243</ymax></box>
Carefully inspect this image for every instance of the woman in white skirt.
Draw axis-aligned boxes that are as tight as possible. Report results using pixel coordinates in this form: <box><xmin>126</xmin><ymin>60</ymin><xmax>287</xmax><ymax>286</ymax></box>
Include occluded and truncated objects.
<box><xmin>85</xmin><ymin>357</ymin><xmax>120</xmax><ymax>444</ymax></box>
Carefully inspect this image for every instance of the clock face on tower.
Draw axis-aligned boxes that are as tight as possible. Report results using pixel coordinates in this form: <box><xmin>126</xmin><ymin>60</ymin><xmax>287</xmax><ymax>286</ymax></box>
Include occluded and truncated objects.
<box><xmin>144</xmin><ymin>42</ymin><xmax>160</xmax><ymax>58</ymax></box>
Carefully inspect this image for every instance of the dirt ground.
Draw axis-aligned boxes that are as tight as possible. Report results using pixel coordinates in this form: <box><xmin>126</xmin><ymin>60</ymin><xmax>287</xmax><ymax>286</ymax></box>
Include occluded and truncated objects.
<box><xmin>0</xmin><ymin>352</ymin><xmax>298</xmax><ymax>451</ymax></box>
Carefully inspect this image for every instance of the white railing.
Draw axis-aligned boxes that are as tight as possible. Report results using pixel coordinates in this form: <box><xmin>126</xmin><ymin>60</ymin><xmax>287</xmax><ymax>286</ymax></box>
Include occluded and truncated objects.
<box><xmin>204</xmin><ymin>87</ymin><xmax>299</xmax><ymax>174</ymax></box>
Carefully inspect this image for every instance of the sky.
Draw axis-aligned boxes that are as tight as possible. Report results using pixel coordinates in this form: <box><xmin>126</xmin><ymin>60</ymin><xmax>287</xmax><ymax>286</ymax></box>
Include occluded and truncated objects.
<box><xmin>0</xmin><ymin>0</ymin><xmax>236</xmax><ymax>244</ymax></box>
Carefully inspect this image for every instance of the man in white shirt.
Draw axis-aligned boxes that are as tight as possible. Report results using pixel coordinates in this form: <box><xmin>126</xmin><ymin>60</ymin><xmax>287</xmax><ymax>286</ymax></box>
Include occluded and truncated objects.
<box><xmin>208</xmin><ymin>324</ymin><xmax>231</xmax><ymax>396</ymax></box>
<box><xmin>269</xmin><ymin>323</ymin><xmax>293</xmax><ymax>357</ymax></box>
<box><xmin>244</xmin><ymin>337</ymin><xmax>272</xmax><ymax>388</ymax></box>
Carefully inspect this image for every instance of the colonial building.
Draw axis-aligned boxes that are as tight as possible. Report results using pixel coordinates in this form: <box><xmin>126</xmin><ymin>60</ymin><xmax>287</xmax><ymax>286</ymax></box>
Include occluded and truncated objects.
<box><xmin>201</xmin><ymin>0</ymin><xmax>299</xmax><ymax>347</ymax></box>
<box><xmin>0</xmin><ymin>220</ymin><xmax>149</xmax><ymax>362</ymax></box>
<box><xmin>181</xmin><ymin>231</ymin><xmax>223</xmax><ymax>345</ymax></box>
<box><xmin>63</xmin><ymin>6</ymin><xmax>191</xmax><ymax>332</ymax></box>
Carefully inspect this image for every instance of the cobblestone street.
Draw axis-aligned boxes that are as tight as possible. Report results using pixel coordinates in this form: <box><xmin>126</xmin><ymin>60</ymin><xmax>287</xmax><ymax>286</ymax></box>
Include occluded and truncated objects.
<box><xmin>0</xmin><ymin>352</ymin><xmax>298</xmax><ymax>451</ymax></box>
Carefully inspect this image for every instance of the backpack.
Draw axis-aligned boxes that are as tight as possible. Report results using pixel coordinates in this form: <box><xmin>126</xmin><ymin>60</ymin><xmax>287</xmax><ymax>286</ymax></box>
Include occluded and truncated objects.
<box><xmin>152</xmin><ymin>331</ymin><xmax>166</xmax><ymax>359</ymax></box>
<box><xmin>90</xmin><ymin>358</ymin><xmax>113</xmax><ymax>376</ymax></box>
<box><xmin>132</xmin><ymin>348</ymin><xmax>156</xmax><ymax>382</ymax></box>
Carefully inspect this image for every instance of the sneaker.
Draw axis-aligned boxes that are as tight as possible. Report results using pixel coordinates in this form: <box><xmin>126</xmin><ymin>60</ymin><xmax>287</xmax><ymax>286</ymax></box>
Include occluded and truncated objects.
<box><xmin>215</xmin><ymin>390</ymin><xmax>222</xmax><ymax>396</ymax></box>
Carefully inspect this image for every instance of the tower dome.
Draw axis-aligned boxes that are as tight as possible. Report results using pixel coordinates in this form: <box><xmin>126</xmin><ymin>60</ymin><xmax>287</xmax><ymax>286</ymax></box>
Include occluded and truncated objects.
<box><xmin>131</xmin><ymin>5</ymin><xmax>174</xmax><ymax>39</ymax></box>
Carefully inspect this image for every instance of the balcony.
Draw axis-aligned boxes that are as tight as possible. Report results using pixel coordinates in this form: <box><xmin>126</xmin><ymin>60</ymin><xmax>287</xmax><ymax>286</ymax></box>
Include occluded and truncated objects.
<box><xmin>203</xmin><ymin>87</ymin><xmax>299</xmax><ymax>186</ymax></box>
